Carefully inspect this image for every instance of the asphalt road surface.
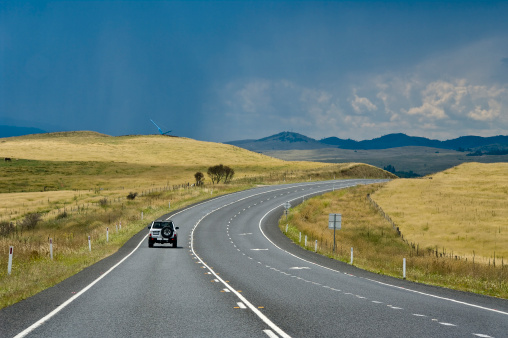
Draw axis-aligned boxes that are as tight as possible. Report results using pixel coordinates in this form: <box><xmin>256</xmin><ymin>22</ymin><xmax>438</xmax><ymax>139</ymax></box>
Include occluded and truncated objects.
<box><xmin>2</xmin><ymin>179</ymin><xmax>507</xmax><ymax>337</ymax></box>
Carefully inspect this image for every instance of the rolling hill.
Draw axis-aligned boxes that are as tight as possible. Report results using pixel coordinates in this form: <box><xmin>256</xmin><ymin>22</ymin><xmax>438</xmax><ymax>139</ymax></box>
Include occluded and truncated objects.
<box><xmin>226</xmin><ymin>131</ymin><xmax>508</xmax><ymax>151</ymax></box>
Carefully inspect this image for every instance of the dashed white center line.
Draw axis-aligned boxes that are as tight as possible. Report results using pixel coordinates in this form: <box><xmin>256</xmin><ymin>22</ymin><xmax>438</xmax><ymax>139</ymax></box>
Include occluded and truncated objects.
<box><xmin>439</xmin><ymin>322</ymin><xmax>457</xmax><ymax>327</ymax></box>
<box><xmin>237</xmin><ymin>302</ymin><xmax>247</xmax><ymax>309</ymax></box>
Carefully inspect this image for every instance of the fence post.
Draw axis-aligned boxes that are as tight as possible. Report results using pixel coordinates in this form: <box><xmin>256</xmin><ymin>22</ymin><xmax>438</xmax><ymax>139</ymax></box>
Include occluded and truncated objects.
<box><xmin>403</xmin><ymin>258</ymin><xmax>406</xmax><ymax>279</ymax></box>
<box><xmin>8</xmin><ymin>246</ymin><xmax>13</xmax><ymax>275</ymax></box>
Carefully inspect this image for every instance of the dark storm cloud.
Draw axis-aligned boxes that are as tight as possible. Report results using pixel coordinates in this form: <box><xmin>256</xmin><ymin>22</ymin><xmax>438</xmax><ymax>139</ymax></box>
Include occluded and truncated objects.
<box><xmin>1</xmin><ymin>1</ymin><xmax>508</xmax><ymax>141</ymax></box>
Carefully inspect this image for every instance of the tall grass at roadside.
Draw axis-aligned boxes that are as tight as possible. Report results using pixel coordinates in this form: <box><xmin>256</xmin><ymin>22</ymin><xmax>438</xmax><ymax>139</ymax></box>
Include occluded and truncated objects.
<box><xmin>279</xmin><ymin>184</ymin><xmax>508</xmax><ymax>299</ymax></box>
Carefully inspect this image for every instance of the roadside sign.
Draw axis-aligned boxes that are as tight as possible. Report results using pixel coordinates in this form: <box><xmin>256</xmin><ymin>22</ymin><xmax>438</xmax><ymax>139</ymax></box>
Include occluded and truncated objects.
<box><xmin>328</xmin><ymin>213</ymin><xmax>342</xmax><ymax>229</ymax></box>
<box><xmin>284</xmin><ymin>202</ymin><xmax>291</xmax><ymax>210</ymax></box>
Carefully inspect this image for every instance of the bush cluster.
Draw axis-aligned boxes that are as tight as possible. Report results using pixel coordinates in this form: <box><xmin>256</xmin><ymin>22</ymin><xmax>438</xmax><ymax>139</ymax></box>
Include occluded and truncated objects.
<box><xmin>206</xmin><ymin>164</ymin><xmax>235</xmax><ymax>184</ymax></box>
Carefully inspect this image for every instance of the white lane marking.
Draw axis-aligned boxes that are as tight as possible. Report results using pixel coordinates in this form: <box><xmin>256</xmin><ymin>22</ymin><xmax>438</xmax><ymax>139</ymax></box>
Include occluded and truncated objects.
<box><xmin>237</xmin><ymin>302</ymin><xmax>247</xmax><ymax>309</ymax></box>
<box><xmin>289</xmin><ymin>267</ymin><xmax>310</xmax><ymax>270</ymax></box>
<box><xmin>413</xmin><ymin>314</ymin><xmax>426</xmax><ymax>317</ymax></box>
<box><xmin>14</xmin><ymin>234</ymin><xmax>147</xmax><ymax>338</ymax></box>
<box><xmin>223</xmin><ymin>288</ymin><xmax>231</xmax><ymax>293</ymax></box>
<box><xmin>264</xmin><ymin>330</ymin><xmax>279</xmax><ymax>338</ymax></box>
<box><xmin>439</xmin><ymin>322</ymin><xmax>457</xmax><ymax>327</ymax></box>
<box><xmin>189</xmin><ymin>197</ymin><xmax>300</xmax><ymax>338</ymax></box>
<box><xmin>473</xmin><ymin>334</ymin><xmax>493</xmax><ymax>338</ymax></box>
<box><xmin>251</xmin><ymin>248</ymin><xmax>269</xmax><ymax>251</ymax></box>
<box><xmin>257</xmin><ymin>187</ymin><xmax>508</xmax><ymax>317</ymax></box>
<box><xmin>238</xmin><ymin>233</ymin><xmax>253</xmax><ymax>235</ymax></box>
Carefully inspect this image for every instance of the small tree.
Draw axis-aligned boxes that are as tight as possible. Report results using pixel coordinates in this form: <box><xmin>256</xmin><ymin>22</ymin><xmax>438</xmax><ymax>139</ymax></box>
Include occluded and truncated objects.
<box><xmin>224</xmin><ymin>166</ymin><xmax>235</xmax><ymax>183</ymax></box>
<box><xmin>194</xmin><ymin>172</ymin><xmax>204</xmax><ymax>186</ymax></box>
<box><xmin>207</xmin><ymin>164</ymin><xmax>225</xmax><ymax>184</ymax></box>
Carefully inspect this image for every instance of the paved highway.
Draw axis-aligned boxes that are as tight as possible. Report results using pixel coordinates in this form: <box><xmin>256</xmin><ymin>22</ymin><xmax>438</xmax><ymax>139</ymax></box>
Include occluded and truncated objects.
<box><xmin>2</xmin><ymin>179</ymin><xmax>507</xmax><ymax>337</ymax></box>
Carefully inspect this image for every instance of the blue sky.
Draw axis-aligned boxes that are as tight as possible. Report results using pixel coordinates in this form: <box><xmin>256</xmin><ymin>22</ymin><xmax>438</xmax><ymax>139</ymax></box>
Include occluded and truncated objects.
<box><xmin>1</xmin><ymin>1</ymin><xmax>507</xmax><ymax>142</ymax></box>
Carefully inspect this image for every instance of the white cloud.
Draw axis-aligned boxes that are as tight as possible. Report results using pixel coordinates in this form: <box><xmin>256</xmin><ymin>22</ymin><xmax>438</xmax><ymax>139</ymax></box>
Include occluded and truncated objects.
<box><xmin>351</xmin><ymin>94</ymin><xmax>377</xmax><ymax>114</ymax></box>
<box><xmin>406</xmin><ymin>102</ymin><xmax>447</xmax><ymax>119</ymax></box>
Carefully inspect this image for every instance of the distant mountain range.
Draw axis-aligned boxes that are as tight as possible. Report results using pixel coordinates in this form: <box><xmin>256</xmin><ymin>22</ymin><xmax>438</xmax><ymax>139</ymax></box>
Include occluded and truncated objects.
<box><xmin>0</xmin><ymin>125</ymin><xmax>47</xmax><ymax>138</ymax></box>
<box><xmin>225</xmin><ymin>131</ymin><xmax>508</xmax><ymax>152</ymax></box>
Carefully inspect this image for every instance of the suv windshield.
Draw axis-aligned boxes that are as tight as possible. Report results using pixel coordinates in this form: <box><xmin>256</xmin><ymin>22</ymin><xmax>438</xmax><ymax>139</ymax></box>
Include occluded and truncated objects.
<box><xmin>152</xmin><ymin>221</ymin><xmax>174</xmax><ymax>229</ymax></box>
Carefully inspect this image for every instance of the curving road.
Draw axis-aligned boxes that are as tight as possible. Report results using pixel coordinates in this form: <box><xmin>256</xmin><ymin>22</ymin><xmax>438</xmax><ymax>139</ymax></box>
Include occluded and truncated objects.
<box><xmin>2</xmin><ymin>179</ymin><xmax>507</xmax><ymax>337</ymax></box>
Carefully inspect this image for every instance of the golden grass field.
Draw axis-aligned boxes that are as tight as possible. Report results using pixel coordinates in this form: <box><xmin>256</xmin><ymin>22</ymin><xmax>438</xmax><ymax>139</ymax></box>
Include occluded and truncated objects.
<box><xmin>372</xmin><ymin>163</ymin><xmax>508</xmax><ymax>263</ymax></box>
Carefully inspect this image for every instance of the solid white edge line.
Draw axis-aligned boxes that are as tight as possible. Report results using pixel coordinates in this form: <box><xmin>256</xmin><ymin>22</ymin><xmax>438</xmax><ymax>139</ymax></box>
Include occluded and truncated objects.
<box><xmin>13</xmin><ymin>189</ymin><xmax>248</xmax><ymax>337</ymax></box>
<box><xmin>264</xmin><ymin>329</ymin><xmax>279</xmax><ymax>338</ymax></box>
<box><xmin>190</xmin><ymin>198</ymin><xmax>293</xmax><ymax>338</ymax></box>
<box><xmin>257</xmin><ymin>187</ymin><xmax>508</xmax><ymax>317</ymax></box>
<box><xmin>14</xmin><ymin>234</ymin><xmax>148</xmax><ymax>338</ymax></box>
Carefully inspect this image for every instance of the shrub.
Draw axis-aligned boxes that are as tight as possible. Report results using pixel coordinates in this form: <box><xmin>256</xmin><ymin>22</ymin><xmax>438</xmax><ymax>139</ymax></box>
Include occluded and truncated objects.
<box><xmin>127</xmin><ymin>192</ymin><xmax>138</xmax><ymax>200</ymax></box>
<box><xmin>0</xmin><ymin>221</ymin><xmax>14</xmax><ymax>237</ymax></box>
<box><xmin>56</xmin><ymin>211</ymin><xmax>68</xmax><ymax>219</ymax></box>
<box><xmin>194</xmin><ymin>172</ymin><xmax>204</xmax><ymax>186</ymax></box>
<box><xmin>19</xmin><ymin>213</ymin><xmax>42</xmax><ymax>230</ymax></box>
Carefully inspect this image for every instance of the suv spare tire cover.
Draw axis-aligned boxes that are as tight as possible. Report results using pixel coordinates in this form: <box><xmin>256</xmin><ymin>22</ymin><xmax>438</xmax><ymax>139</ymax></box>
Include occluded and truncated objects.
<box><xmin>161</xmin><ymin>226</ymin><xmax>173</xmax><ymax>238</ymax></box>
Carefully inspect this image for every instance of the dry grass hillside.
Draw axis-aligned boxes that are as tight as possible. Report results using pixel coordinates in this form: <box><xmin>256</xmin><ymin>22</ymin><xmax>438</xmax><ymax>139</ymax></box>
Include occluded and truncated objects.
<box><xmin>372</xmin><ymin>162</ymin><xmax>508</xmax><ymax>263</ymax></box>
<box><xmin>0</xmin><ymin>132</ymin><xmax>394</xmax><ymax>222</ymax></box>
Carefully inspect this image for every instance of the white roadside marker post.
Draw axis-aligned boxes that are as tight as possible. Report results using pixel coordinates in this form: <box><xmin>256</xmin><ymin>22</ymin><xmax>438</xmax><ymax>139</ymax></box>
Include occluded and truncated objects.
<box><xmin>315</xmin><ymin>240</ymin><xmax>318</xmax><ymax>252</ymax></box>
<box><xmin>305</xmin><ymin>235</ymin><xmax>307</xmax><ymax>247</ymax></box>
<box><xmin>88</xmin><ymin>236</ymin><xmax>91</xmax><ymax>252</ymax></box>
<box><xmin>299</xmin><ymin>232</ymin><xmax>301</xmax><ymax>243</ymax></box>
<box><xmin>106</xmin><ymin>227</ymin><xmax>109</xmax><ymax>242</ymax></box>
<box><xmin>8</xmin><ymin>246</ymin><xmax>13</xmax><ymax>275</ymax></box>
<box><xmin>49</xmin><ymin>238</ymin><xmax>53</xmax><ymax>260</ymax></box>
<box><xmin>169</xmin><ymin>201</ymin><xmax>171</xmax><ymax>209</ymax></box>
<box><xmin>350</xmin><ymin>247</ymin><xmax>354</xmax><ymax>265</ymax></box>
<box><xmin>285</xmin><ymin>224</ymin><xmax>288</xmax><ymax>233</ymax></box>
<box><xmin>403</xmin><ymin>258</ymin><xmax>406</xmax><ymax>279</ymax></box>
<box><xmin>141</xmin><ymin>211</ymin><xmax>143</xmax><ymax>220</ymax></box>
